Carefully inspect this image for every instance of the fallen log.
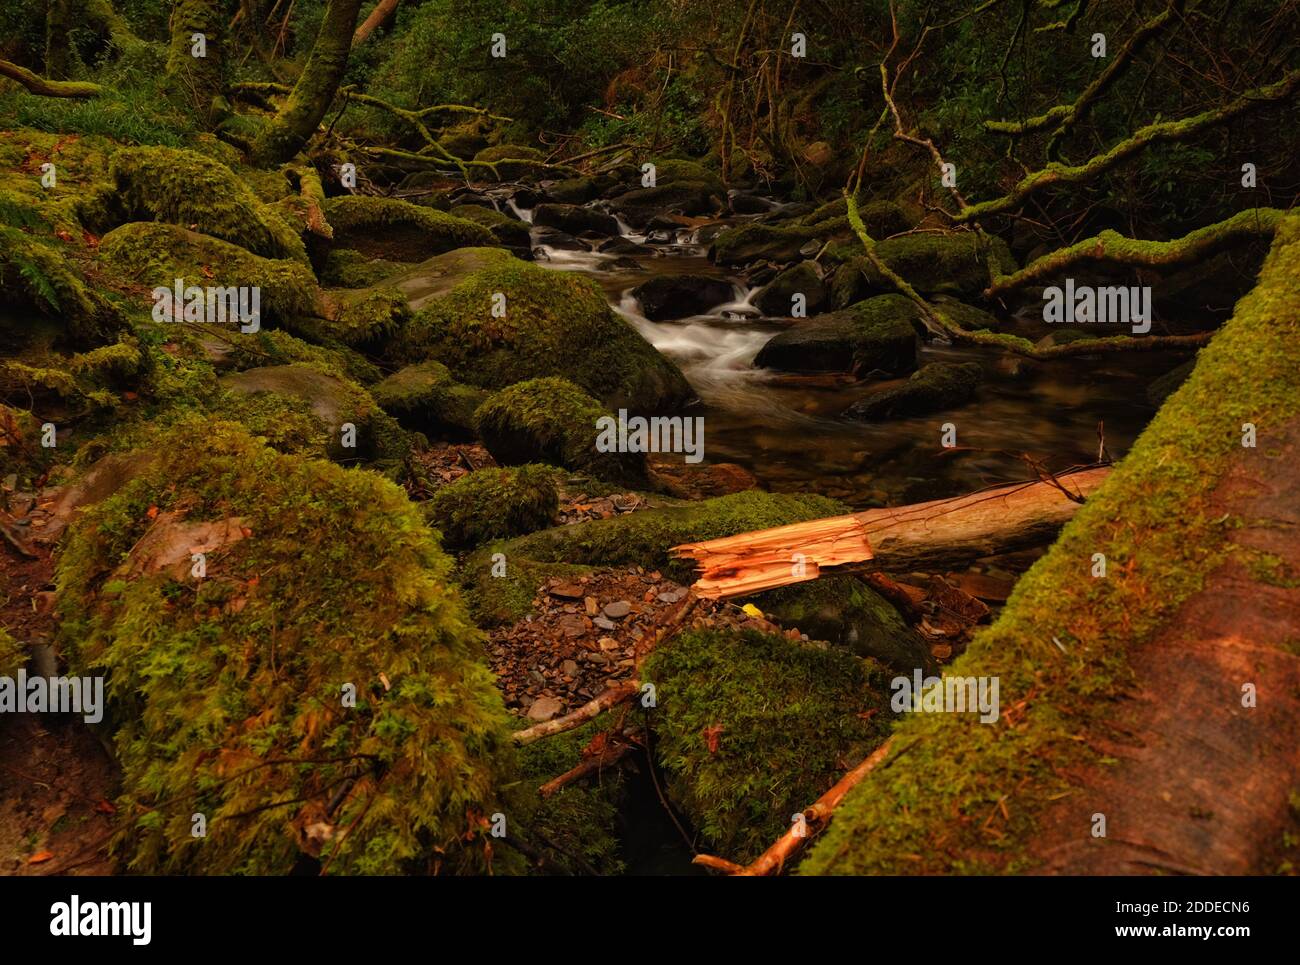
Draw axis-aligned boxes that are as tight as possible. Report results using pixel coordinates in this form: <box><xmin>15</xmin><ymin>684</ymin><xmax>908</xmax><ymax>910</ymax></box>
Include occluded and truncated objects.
<box><xmin>672</xmin><ymin>466</ymin><xmax>1111</xmax><ymax>598</ymax></box>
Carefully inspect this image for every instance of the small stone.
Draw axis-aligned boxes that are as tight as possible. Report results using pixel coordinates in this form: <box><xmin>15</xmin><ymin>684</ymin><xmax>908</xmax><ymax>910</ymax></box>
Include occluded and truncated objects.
<box><xmin>584</xmin><ymin>596</ymin><xmax>599</xmax><ymax>616</ymax></box>
<box><xmin>603</xmin><ymin>600</ymin><xmax>632</xmax><ymax>619</ymax></box>
<box><xmin>549</xmin><ymin>583</ymin><xmax>584</xmax><ymax>599</ymax></box>
<box><xmin>593</xmin><ymin>615</ymin><xmax>617</xmax><ymax>631</ymax></box>
<box><xmin>526</xmin><ymin>696</ymin><xmax>564</xmax><ymax>721</ymax></box>
<box><xmin>598</xmin><ymin>636</ymin><xmax>621</xmax><ymax>651</ymax></box>
<box><xmin>562</xmin><ymin>659</ymin><xmax>579</xmax><ymax>676</ymax></box>
<box><xmin>657</xmin><ymin>588</ymin><xmax>686</xmax><ymax>604</ymax></box>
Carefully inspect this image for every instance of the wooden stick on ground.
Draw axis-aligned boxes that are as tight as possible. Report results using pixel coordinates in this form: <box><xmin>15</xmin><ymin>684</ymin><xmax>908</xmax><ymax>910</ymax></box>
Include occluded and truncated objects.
<box><xmin>538</xmin><ymin>735</ymin><xmax>641</xmax><ymax>798</ymax></box>
<box><xmin>673</xmin><ymin>467</ymin><xmax>1110</xmax><ymax>599</ymax></box>
<box><xmin>693</xmin><ymin>737</ymin><xmax>911</xmax><ymax>876</ymax></box>
<box><xmin>512</xmin><ymin>679</ymin><xmax>640</xmax><ymax>746</ymax></box>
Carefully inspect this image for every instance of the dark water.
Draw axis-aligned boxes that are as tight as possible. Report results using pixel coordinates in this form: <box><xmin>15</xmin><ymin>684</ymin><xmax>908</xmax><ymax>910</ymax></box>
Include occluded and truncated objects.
<box><xmin>523</xmin><ymin>209</ymin><xmax>1177</xmax><ymax>508</ymax></box>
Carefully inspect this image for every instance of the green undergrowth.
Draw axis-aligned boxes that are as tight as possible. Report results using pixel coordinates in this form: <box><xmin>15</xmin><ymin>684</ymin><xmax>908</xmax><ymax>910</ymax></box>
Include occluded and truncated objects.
<box><xmin>643</xmin><ymin>628</ymin><xmax>893</xmax><ymax>864</ymax></box>
<box><xmin>801</xmin><ymin>212</ymin><xmax>1300</xmax><ymax>875</ymax></box>
<box><xmin>54</xmin><ymin>417</ymin><xmax>514</xmax><ymax>875</ymax></box>
<box><xmin>428</xmin><ymin>465</ymin><xmax>562</xmax><ymax>550</ymax></box>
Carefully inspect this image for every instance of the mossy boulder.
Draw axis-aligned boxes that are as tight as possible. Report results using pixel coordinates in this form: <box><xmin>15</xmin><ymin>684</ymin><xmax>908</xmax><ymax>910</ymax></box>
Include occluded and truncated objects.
<box><xmin>474</xmin><ymin>143</ymin><xmax>544</xmax><ymax>164</ymax></box>
<box><xmin>314</xmin><ymin>285</ymin><xmax>411</xmax><ymax>348</ymax></box>
<box><xmin>642</xmin><ymin>627</ymin><xmax>892</xmax><ymax>863</ymax></box>
<box><xmin>461</xmin><ymin>490</ymin><xmax>844</xmax><ymax>626</ymax></box>
<box><xmin>391</xmin><ymin>250</ymin><xmax>694</xmax><ymax>412</ymax></box>
<box><xmin>544</xmin><ymin>177</ymin><xmax>603</xmax><ymax>205</ymax></box>
<box><xmin>99</xmin><ymin>146</ymin><xmax>306</xmax><ymax>261</ymax></box>
<box><xmin>474</xmin><ymin>377</ymin><xmax>646</xmax><ymax>485</ymax></box>
<box><xmin>370</xmin><ymin>360</ymin><xmax>487</xmax><ymax>438</ymax></box>
<box><xmin>54</xmin><ymin>418</ymin><xmax>514</xmax><ymax>875</ymax></box>
<box><xmin>219</xmin><ymin>363</ymin><xmax>410</xmax><ymax>463</ymax></box>
<box><xmin>532</xmin><ymin>203</ymin><xmax>619</xmax><ymax>237</ymax></box>
<box><xmin>843</xmin><ymin>361</ymin><xmax>983</xmax><ymax>421</ymax></box>
<box><xmin>319</xmin><ymin>249</ymin><xmax>406</xmax><ymax>289</ymax></box>
<box><xmin>751</xmin><ymin>576</ymin><xmax>932</xmax><ymax>672</ymax></box>
<box><xmin>97</xmin><ymin>222</ymin><xmax>319</xmax><ymax>323</ymax></box>
<box><xmin>753</xmin><ymin>261</ymin><xmax>827</xmax><ymax>317</ymax></box>
<box><xmin>449</xmin><ymin>204</ymin><xmax>531</xmax><ymax>253</ymax></box>
<box><xmin>631</xmin><ymin>274</ymin><xmax>734</xmax><ymax>320</ymax></box>
<box><xmin>753</xmin><ymin>295</ymin><xmax>922</xmax><ymax>376</ymax></box>
<box><xmin>612</xmin><ymin>181</ymin><xmax>722</xmax><ymax>216</ymax></box>
<box><xmin>323</xmin><ymin>196</ymin><xmax>497</xmax><ymax>262</ymax></box>
<box><xmin>429</xmin><ymin>465</ymin><xmax>561</xmax><ymax>549</ymax></box>
<box><xmin>930</xmin><ymin>294</ymin><xmax>1003</xmax><ymax>332</ymax></box>
<box><xmin>712</xmin><ymin>201</ymin><xmax>910</xmax><ymax>266</ymax></box>
<box><xmin>831</xmin><ymin>233</ymin><xmax>1017</xmax><ymax>305</ymax></box>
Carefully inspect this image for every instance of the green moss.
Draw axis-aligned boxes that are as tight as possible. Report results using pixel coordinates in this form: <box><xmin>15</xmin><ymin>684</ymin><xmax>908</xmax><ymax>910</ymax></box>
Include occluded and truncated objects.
<box><xmin>801</xmin><ymin>212</ymin><xmax>1300</xmax><ymax>876</ymax></box>
<box><xmin>319</xmin><ymin>249</ymin><xmax>407</xmax><ymax>289</ymax></box>
<box><xmin>216</xmin><ymin>328</ymin><xmax>382</xmax><ymax>386</ymax></box>
<box><xmin>643</xmin><ymin>628</ymin><xmax>892</xmax><ymax>863</ymax></box>
<box><xmin>474</xmin><ymin>377</ymin><xmax>645</xmax><ymax>485</ymax></box>
<box><xmin>712</xmin><ymin>201</ymin><xmax>910</xmax><ymax>266</ymax></box>
<box><xmin>393</xmin><ymin>253</ymin><xmax>694</xmax><ymax>411</ymax></box>
<box><xmin>844</xmin><ymin>361</ymin><xmax>983</xmax><ymax>420</ymax></box>
<box><xmin>474</xmin><ymin>144</ymin><xmax>544</xmax><ymax>163</ymax></box>
<box><xmin>0</xmin><ymin>626</ymin><xmax>24</xmax><ymax>678</ymax></box>
<box><xmin>370</xmin><ymin>360</ymin><xmax>487</xmax><ymax>438</ymax></box>
<box><xmin>831</xmin><ymin>232</ymin><xmax>1018</xmax><ymax>304</ymax></box>
<box><xmin>323</xmin><ymin>196</ymin><xmax>496</xmax><ymax>260</ymax></box>
<box><xmin>0</xmin><ymin>402</ymin><xmax>54</xmax><ymax>487</ymax></box>
<box><xmin>752</xmin><ymin>294</ymin><xmax>921</xmax><ymax>375</ymax></box>
<box><xmin>429</xmin><ymin>465</ymin><xmax>561</xmax><ymax>550</ymax></box>
<box><xmin>97</xmin><ymin>222</ymin><xmax>319</xmax><ymax>323</ymax></box>
<box><xmin>54</xmin><ymin>417</ymin><xmax>514</xmax><ymax>875</ymax></box>
<box><xmin>315</xmin><ymin>286</ymin><xmax>411</xmax><ymax>347</ymax></box>
<box><xmin>102</xmin><ymin>147</ymin><xmax>306</xmax><ymax>261</ymax></box>
<box><xmin>449</xmin><ymin>204</ymin><xmax>531</xmax><ymax>249</ymax></box>
<box><xmin>460</xmin><ymin>490</ymin><xmax>844</xmax><ymax>626</ymax></box>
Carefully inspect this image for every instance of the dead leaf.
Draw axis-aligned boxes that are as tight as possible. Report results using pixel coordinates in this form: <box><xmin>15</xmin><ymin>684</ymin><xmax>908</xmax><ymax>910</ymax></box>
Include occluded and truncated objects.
<box><xmin>28</xmin><ymin>850</ymin><xmax>54</xmax><ymax>864</ymax></box>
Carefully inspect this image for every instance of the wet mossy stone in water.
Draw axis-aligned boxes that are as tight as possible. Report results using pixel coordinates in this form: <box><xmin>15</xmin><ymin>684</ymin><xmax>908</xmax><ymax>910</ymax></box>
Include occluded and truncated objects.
<box><xmin>642</xmin><ymin>627</ymin><xmax>892</xmax><ymax>864</ymax></box>
<box><xmin>474</xmin><ymin>377</ymin><xmax>646</xmax><ymax>486</ymax></box>
<box><xmin>930</xmin><ymin>294</ymin><xmax>1002</xmax><ymax>332</ymax></box>
<box><xmin>53</xmin><ymin>418</ymin><xmax>514</xmax><ymax>875</ymax></box>
<box><xmin>750</xmin><ymin>575</ymin><xmax>932</xmax><ymax>673</ymax></box>
<box><xmin>612</xmin><ymin>181</ymin><xmax>722</xmax><ymax>217</ymax></box>
<box><xmin>753</xmin><ymin>261</ymin><xmax>826</xmax><ymax>317</ymax></box>
<box><xmin>97</xmin><ymin>222</ymin><xmax>319</xmax><ymax>324</ymax></box>
<box><xmin>391</xmin><ymin>251</ymin><xmax>694</xmax><ymax>412</ymax></box>
<box><xmin>843</xmin><ymin>361</ymin><xmax>983</xmax><ymax>421</ymax></box>
<box><xmin>99</xmin><ymin>146</ymin><xmax>307</xmax><ymax>262</ymax></box>
<box><xmin>319</xmin><ymin>249</ymin><xmax>406</xmax><ymax>289</ymax></box>
<box><xmin>711</xmin><ymin>201</ymin><xmax>910</xmax><ymax>267</ymax></box>
<box><xmin>323</xmin><ymin>196</ymin><xmax>497</xmax><ymax>262</ymax></box>
<box><xmin>753</xmin><ymin>294</ymin><xmax>922</xmax><ymax>376</ymax></box>
<box><xmin>831</xmin><ymin>233</ymin><xmax>1017</xmax><ymax>305</ymax></box>
<box><xmin>631</xmin><ymin>274</ymin><xmax>734</xmax><ymax>320</ymax></box>
<box><xmin>370</xmin><ymin>360</ymin><xmax>488</xmax><ymax>438</ymax></box>
<box><xmin>428</xmin><ymin>464</ymin><xmax>561</xmax><ymax>549</ymax></box>
<box><xmin>532</xmin><ymin>203</ymin><xmax>619</xmax><ymax>237</ymax></box>
<box><xmin>219</xmin><ymin>362</ymin><xmax>410</xmax><ymax>463</ymax></box>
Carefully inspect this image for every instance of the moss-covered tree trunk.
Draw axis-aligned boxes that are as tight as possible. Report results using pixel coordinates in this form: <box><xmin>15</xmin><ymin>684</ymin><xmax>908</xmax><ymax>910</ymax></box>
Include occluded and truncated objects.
<box><xmin>250</xmin><ymin>0</ymin><xmax>364</xmax><ymax>166</ymax></box>
<box><xmin>44</xmin><ymin>0</ymin><xmax>80</xmax><ymax>79</ymax></box>
<box><xmin>801</xmin><ymin>211</ymin><xmax>1300</xmax><ymax>875</ymax></box>
<box><xmin>166</xmin><ymin>0</ymin><xmax>228</xmax><ymax>119</ymax></box>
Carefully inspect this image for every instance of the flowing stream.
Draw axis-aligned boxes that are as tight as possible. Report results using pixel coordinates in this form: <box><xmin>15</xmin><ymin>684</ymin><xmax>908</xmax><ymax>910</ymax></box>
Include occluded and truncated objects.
<box><xmin>519</xmin><ymin>202</ymin><xmax>1179</xmax><ymax>508</ymax></box>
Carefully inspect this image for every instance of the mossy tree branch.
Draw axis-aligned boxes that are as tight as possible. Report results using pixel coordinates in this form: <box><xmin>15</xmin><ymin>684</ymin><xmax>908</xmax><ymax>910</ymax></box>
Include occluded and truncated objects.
<box><xmin>0</xmin><ymin>59</ymin><xmax>102</xmax><ymax>98</ymax></box>
<box><xmin>845</xmin><ymin>193</ymin><xmax>1214</xmax><ymax>359</ymax></box>
<box><xmin>985</xmin><ymin>208</ymin><xmax>1285</xmax><ymax>297</ymax></box>
<box><xmin>955</xmin><ymin>67</ymin><xmax>1300</xmax><ymax>223</ymax></box>
<box><xmin>986</xmin><ymin>0</ymin><xmax>1184</xmax><ymax>159</ymax></box>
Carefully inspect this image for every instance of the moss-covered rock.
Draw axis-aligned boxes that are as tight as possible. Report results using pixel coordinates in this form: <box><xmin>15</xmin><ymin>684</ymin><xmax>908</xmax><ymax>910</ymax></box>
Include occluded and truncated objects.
<box><xmin>750</xmin><ymin>576</ymin><xmax>931</xmax><ymax>672</ymax></box>
<box><xmin>54</xmin><ymin>418</ymin><xmax>514</xmax><ymax>874</ymax></box>
<box><xmin>831</xmin><ymin>233</ymin><xmax>1017</xmax><ymax>305</ymax></box>
<box><xmin>712</xmin><ymin>201</ymin><xmax>911</xmax><ymax>266</ymax></box>
<box><xmin>474</xmin><ymin>143</ymin><xmax>544</xmax><ymax>164</ymax></box>
<box><xmin>314</xmin><ymin>285</ymin><xmax>411</xmax><ymax>348</ymax></box>
<box><xmin>532</xmin><ymin>203</ymin><xmax>619</xmax><ymax>236</ymax></box>
<box><xmin>99</xmin><ymin>146</ymin><xmax>306</xmax><ymax>261</ymax></box>
<box><xmin>449</xmin><ymin>204</ymin><xmax>532</xmax><ymax>252</ymax></box>
<box><xmin>612</xmin><ymin>181</ymin><xmax>722</xmax><ymax>216</ymax></box>
<box><xmin>319</xmin><ymin>249</ymin><xmax>407</xmax><ymax>289</ymax></box>
<box><xmin>391</xmin><ymin>250</ymin><xmax>694</xmax><ymax>412</ymax></box>
<box><xmin>97</xmin><ymin>222</ymin><xmax>319</xmax><ymax>323</ymax></box>
<box><xmin>753</xmin><ymin>261</ymin><xmax>827</xmax><ymax>317</ymax></box>
<box><xmin>843</xmin><ymin>361</ymin><xmax>983</xmax><ymax>420</ymax></box>
<box><xmin>219</xmin><ymin>362</ymin><xmax>411</xmax><ymax>463</ymax></box>
<box><xmin>643</xmin><ymin>628</ymin><xmax>892</xmax><ymax>863</ymax></box>
<box><xmin>930</xmin><ymin>294</ymin><xmax>1003</xmax><ymax>332</ymax></box>
<box><xmin>461</xmin><ymin>490</ymin><xmax>844</xmax><ymax>626</ymax></box>
<box><xmin>370</xmin><ymin>360</ymin><xmax>488</xmax><ymax>438</ymax></box>
<box><xmin>544</xmin><ymin>176</ymin><xmax>603</xmax><ymax>205</ymax></box>
<box><xmin>429</xmin><ymin>465</ymin><xmax>561</xmax><ymax>549</ymax></box>
<box><xmin>323</xmin><ymin>196</ymin><xmax>497</xmax><ymax>262</ymax></box>
<box><xmin>475</xmin><ymin>377</ymin><xmax>646</xmax><ymax>485</ymax></box>
<box><xmin>753</xmin><ymin>294</ymin><xmax>922</xmax><ymax>376</ymax></box>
